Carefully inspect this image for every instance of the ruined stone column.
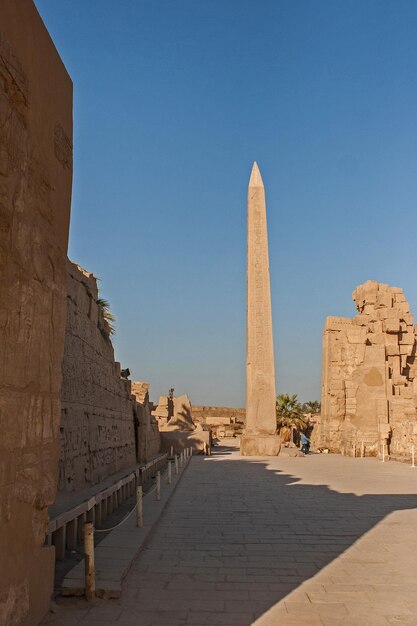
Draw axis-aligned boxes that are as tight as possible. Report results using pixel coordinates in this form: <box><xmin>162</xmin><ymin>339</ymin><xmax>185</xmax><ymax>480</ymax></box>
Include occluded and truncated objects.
<box><xmin>240</xmin><ymin>163</ymin><xmax>281</xmax><ymax>456</ymax></box>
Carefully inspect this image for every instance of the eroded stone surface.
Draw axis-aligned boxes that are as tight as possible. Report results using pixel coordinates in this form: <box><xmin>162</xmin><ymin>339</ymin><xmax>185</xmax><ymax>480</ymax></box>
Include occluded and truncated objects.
<box><xmin>192</xmin><ymin>406</ymin><xmax>245</xmax><ymax>438</ymax></box>
<box><xmin>156</xmin><ymin>394</ymin><xmax>211</xmax><ymax>454</ymax></box>
<box><xmin>131</xmin><ymin>382</ymin><xmax>160</xmax><ymax>463</ymax></box>
<box><xmin>59</xmin><ymin>261</ymin><xmax>138</xmax><ymax>492</ymax></box>
<box><xmin>0</xmin><ymin>2</ymin><xmax>72</xmax><ymax>623</ymax></box>
<box><xmin>321</xmin><ymin>280</ymin><xmax>417</xmax><ymax>458</ymax></box>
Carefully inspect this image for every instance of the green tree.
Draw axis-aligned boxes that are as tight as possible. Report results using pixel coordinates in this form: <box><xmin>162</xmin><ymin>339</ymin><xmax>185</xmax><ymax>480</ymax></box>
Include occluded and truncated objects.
<box><xmin>301</xmin><ymin>400</ymin><xmax>321</xmax><ymax>414</ymax></box>
<box><xmin>276</xmin><ymin>394</ymin><xmax>307</xmax><ymax>430</ymax></box>
<box><xmin>97</xmin><ymin>297</ymin><xmax>116</xmax><ymax>336</ymax></box>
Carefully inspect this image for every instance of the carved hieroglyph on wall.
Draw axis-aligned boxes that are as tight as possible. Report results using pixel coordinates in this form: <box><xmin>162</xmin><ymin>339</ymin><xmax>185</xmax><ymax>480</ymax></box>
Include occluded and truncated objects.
<box><xmin>0</xmin><ymin>3</ymin><xmax>72</xmax><ymax>623</ymax></box>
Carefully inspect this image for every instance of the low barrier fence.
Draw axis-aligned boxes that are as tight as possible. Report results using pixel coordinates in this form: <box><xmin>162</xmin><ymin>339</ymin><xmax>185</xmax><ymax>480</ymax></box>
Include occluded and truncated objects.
<box><xmin>47</xmin><ymin>452</ymin><xmax>168</xmax><ymax>560</ymax></box>
<box><xmin>82</xmin><ymin>448</ymin><xmax>192</xmax><ymax>600</ymax></box>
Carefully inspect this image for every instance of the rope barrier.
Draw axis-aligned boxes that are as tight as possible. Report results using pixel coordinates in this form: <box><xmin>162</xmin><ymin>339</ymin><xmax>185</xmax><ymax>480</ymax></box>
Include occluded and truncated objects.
<box><xmin>95</xmin><ymin>501</ymin><xmax>138</xmax><ymax>533</ymax></box>
<box><xmin>94</xmin><ymin>464</ymin><xmax>171</xmax><ymax>533</ymax></box>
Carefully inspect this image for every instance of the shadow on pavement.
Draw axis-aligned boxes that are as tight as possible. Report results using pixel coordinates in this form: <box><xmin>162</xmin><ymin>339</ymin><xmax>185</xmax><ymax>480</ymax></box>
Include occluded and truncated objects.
<box><xmin>141</xmin><ymin>442</ymin><xmax>417</xmax><ymax>625</ymax></box>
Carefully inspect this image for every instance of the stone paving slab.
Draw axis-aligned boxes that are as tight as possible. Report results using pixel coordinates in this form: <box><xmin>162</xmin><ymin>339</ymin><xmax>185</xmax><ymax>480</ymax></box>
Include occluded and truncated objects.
<box><xmin>44</xmin><ymin>443</ymin><xmax>417</xmax><ymax>625</ymax></box>
<box><xmin>61</xmin><ymin>456</ymin><xmax>191</xmax><ymax>598</ymax></box>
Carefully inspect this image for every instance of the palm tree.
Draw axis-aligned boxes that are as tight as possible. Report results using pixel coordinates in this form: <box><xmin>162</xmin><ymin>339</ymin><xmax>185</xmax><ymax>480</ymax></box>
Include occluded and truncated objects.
<box><xmin>97</xmin><ymin>297</ymin><xmax>116</xmax><ymax>336</ymax></box>
<box><xmin>276</xmin><ymin>394</ymin><xmax>307</xmax><ymax>443</ymax></box>
<box><xmin>301</xmin><ymin>400</ymin><xmax>321</xmax><ymax>414</ymax></box>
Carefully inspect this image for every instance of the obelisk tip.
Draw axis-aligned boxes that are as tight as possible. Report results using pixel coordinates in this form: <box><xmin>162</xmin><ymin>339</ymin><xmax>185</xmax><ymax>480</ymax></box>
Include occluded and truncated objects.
<box><xmin>249</xmin><ymin>161</ymin><xmax>264</xmax><ymax>188</ymax></box>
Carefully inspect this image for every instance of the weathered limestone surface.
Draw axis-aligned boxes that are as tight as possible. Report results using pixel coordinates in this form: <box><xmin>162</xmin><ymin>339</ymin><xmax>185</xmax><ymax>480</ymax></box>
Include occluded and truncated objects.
<box><xmin>321</xmin><ymin>280</ymin><xmax>417</xmax><ymax>457</ymax></box>
<box><xmin>241</xmin><ymin>163</ymin><xmax>280</xmax><ymax>456</ymax></box>
<box><xmin>152</xmin><ymin>395</ymin><xmax>171</xmax><ymax>427</ymax></box>
<box><xmin>0</xmin><ymin>2</ymin><xmax>72</xmax><ymax>624</ymax></box>
<box><xmin>59</xmin><ymin>261</ymin><xmax>137</xmax><ymax>492</ymax></box>
<box><xmin>192</xmin><ymin>406</ymin><xmax>246</xmax><ymax>424</ymax></box>
<box><xmin>157</xmin><ymin>394</ymin><xmax>211</xmax><ymax>454</ymax></box>
<box><xmin>131</xmin><ymin>382</ymin><xmax>160</xmax><ymax>463</ymax></box>
<box><xmin>192</xmin><ymin>406</ymin><xmax>245</xmax><ymax>438</ymax></box>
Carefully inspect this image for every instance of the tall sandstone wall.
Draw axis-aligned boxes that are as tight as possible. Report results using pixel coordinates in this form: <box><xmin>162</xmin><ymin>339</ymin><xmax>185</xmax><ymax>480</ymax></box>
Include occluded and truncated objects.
<box><xmin>0</xmin><ymin>2</ymin><xmax>72</xmax><ymax>624</ymax></box>
<box><xmin>59</xmin><ymin>261</ymin><xmax>138</xmax><ymax>492</ymax></box>
<box><xmin>321</xmin><ymin>280</ymin><xmax>417</xmax><ymax>457</ymax></box>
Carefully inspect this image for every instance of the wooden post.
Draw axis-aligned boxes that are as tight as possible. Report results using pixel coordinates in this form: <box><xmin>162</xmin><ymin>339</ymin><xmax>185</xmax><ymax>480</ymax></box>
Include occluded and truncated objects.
<box><xmin>86</xmin><ymin>507</ymin><xmax>95</xmax><ymax>525</ymax></box>
<box><xmin>412</xmin><ymin>445</ymin><xmax>415</xmax><ymax>468</ymax></box>
<box><xmin>156</xmin><ymin>471</ymin><xmax>161</xmax><ymax>501</ymax></box>
<box><xmin>190</xmin><ymin>446</ymin><xmax>193</xmax><ymax>457</ymax></box>
<box><xmin>382</xmin><ymin>443</ymin><xmax>386</xmax><ymax>463</ymax></box>
<box><xmin>170</xmin><ymin>445</ymin><xmax>173</xmax><ymax>457</ymax></box>
<box><xmin>53</xmin><ymin>525</ymin><xmax>66</xmax><ymax>561</ymax></box>
<box><xmin>101</xmin><ymin>497</ymin><xmax>108</xmax><ymax>521</ymax></box>
<box><xmin>168</xmin><ymin>461</ymin><xmax>172</xmax><ymax>484</ymax></box>
<box><xmin>361</xmin><ymin>441</ymin><xmax>364</xmax><ymax>458</ymax></box>
<box><xmin>352</xmin><ymin>443</ymin><xmax>356</xmax><ymax>458</ymax></box>
<box><xmin>84</xmin><ymin>522</ymin><xmax>95</xmax><ymax>601</ymax></box>
<box><xmin>77</xmin><ymin>513</ymin><xmax>86</xmax><ymax>544</ymax></box>
<box><xmin>66</xmin><ymin>518</ymin><xmax>77</xmax><ymax>551</ymax></box>
<box><xmin>94</xmin><ymin>502</ymin><xmax>102</xmax><ymax>527</ymax></box>
<box><xmin>136</xmin><ymin>486</ymin><xmax>143</xmax><ymax>527</ymax></box>
<box><xmin>175</xmin><ymin>455</ymin><xmax>179</xmax><ymax>475</ymax></box>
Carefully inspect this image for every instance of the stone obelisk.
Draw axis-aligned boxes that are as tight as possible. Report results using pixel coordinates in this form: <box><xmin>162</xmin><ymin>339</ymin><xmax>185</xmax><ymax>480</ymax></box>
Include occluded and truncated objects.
<box><xmin>240</xmin><ymin>162</ymin><xmax>281</xmax><ymax>456</ymax></box>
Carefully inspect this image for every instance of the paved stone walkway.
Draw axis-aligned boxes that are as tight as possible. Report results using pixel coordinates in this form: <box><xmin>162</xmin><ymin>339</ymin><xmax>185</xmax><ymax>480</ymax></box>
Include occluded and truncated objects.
<box><xmin>46</xmin><ymin>443</ymin><xmax>417</xmax><ymax>625</ymax></box>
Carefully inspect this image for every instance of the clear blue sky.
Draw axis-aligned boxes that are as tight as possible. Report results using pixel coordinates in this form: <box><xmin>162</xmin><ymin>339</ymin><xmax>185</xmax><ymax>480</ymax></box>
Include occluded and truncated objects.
<box><xmin>35</xmin><ymin>0</ymin><xmax>417</xmax><ymax>407</ymax></box>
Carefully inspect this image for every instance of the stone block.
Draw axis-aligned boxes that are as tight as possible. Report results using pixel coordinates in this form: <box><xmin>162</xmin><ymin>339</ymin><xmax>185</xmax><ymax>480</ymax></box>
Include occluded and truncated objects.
<box><xmin>395</xmin><ymin>301</ymin><xmax>410</xmax><ymax>314</ymax></box>
<box><xmin>400</xmin><ymin>344</ymin><xmax>413</xmax><ymax>356</ymax></box>
<box><xmin>392</xmin><ymin>375</ymin><xmax>406</xmax><ymax>386</ymax></box>
<box><xmin>346</xmin><ymin>327</ymin><xmax>367</xmax><ymax>344</ymax></box>
<box><xmin>376</xmin><ymin>292</ymin><xmax>393</xmax><ymax>308</ymax></box>
<box><xmin>240</xmin><ymin>434</ymin><xmax>281</xmax><ymax>456</ymax></box>
<box><xmin>399</xmin><ymin>386</ymin><xmax>414</xmax><ymax>399</ymax></box>
<box><xmin>352</xmin><ymin>314</ymin><xmax>370</xmax><ymax>326</ymax></box>
<box><xmin>363</xmin><ymin>345</ymin><xmax>385</xmax><ymax>365</ymax></box>
<box><xmin>383</xmin><ymin>318</ymin><xmax>400</xmax><ymax>333</ymax></box>
<box><xmin>385</xmin><ymin>332</ymin><xmax>399</xmax><ymax>346</ymax></box>
<box><xmin>366</xmin><ymin>332</ymin><xmax>385</xmax><ymax>345</ymax></box>
<box><xmin>399</xmin><ymin>331</ymin><xmax>415</xmax><ymax>346</ymax></box>
<box><xmin>369</xmin><ymin>320</ymin><xmax>383</xmax><ymax>334</ymax></box>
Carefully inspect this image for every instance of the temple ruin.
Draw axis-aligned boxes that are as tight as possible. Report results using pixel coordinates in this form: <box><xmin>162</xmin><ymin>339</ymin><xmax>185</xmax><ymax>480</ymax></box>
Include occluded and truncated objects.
<box><xmin>153</xmin><ymin>393</ymin><xmax>211</xmax><ymax>454</ymax></box>
<box><xmin>58</xmin><ymin>260</ymin><xmax>162</xmax><ymax>496</ymax></box>
<box><xmin>321</xmin><ymin>280</ymin><xmax>417</xmax><ymax>458</ymax></box>
<box><xmin>192</xmin><ymin>406</ymin><xmax>245</xmax><ymax>438</ymax></box>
